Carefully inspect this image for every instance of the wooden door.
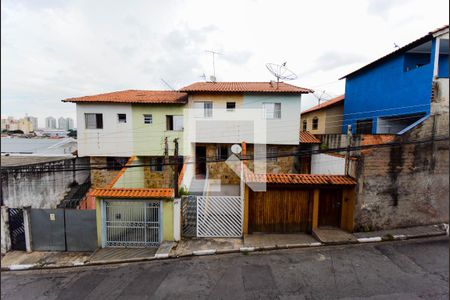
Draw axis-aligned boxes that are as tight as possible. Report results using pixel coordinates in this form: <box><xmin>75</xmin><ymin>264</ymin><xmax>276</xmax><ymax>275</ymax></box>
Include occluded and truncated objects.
<box><xmin>318</xmin><ymin>189</ymin><xmax>342</xmax><ymax>227</ymax></box>
<box><xmin>249</xmin><ymin>189</ymin><xmax>311</xmax><ymax>233</ymax></box>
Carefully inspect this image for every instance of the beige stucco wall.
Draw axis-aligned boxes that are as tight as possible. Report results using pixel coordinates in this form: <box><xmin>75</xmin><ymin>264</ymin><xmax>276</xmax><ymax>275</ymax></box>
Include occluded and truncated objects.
<box><xmin>301</xmin><ymin>103</ymin><xmax>344</xmax><ymax>134</ymax></box>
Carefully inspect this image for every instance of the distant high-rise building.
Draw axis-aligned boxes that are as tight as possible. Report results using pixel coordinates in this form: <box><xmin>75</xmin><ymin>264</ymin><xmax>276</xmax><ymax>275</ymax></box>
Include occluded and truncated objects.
<box><xmin>45</xmin><ymin>116</ymin><xmax>57</xmax><ymax>129</ymax></box>
<box><xmin>58</xmin><ymin>117</ymin><xmax>67</xmax><ymax>130</ymax></box>
<box><xmin>66</xmin><ymin>117</ymin><xmax>74</xmax><ymax>130</ymax></box>
<box><xmin>24</xmin><ymin>116</ymin><xmax>38</xmax><ymax>131</ymax></box>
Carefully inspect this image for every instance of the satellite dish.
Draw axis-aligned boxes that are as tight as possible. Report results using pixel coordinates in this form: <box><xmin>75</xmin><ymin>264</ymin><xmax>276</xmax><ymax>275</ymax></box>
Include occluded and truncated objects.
<box><xmin>231</xmin><ymin>144</ymin><xmax>242</xmax><ymax>155</ymax></box>
<box><xmin>265</xmin><ymin>62</ymin><xmax>298</xmax><ymax>88</ymax></box>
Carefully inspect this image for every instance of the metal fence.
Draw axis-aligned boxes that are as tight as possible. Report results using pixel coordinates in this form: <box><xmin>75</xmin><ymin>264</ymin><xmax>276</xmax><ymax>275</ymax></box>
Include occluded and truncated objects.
<box><xmin>8</xmin><ymin>208</ymin><xmax>26</xmax><ymax>251</ymax></box>
<box><xmin>197</xmin><ymin>196</ymin><xmax>243</xmax><ymax>238</ymax></box>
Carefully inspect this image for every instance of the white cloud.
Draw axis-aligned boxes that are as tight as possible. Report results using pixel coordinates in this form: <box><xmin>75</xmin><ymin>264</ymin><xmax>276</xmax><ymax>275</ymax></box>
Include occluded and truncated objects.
<box><xmin>1</xmin><ymin>0</ymin><xmax>448</xmax><ymax>127</ymax></box>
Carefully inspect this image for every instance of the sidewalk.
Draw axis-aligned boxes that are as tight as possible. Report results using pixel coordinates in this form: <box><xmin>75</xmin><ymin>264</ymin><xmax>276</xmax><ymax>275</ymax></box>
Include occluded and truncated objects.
<box><xmin>1</xmin><ymin>224</ymin><xmax>447</xmax><ymax>271</ymax></box>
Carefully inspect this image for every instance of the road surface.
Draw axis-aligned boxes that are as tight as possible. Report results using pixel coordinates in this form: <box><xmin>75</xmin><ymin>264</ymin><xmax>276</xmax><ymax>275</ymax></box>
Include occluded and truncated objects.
<box><xmin>1</xmin><ymin>237</ymin><xmax>448</xmax><ymax>299</ymax></box>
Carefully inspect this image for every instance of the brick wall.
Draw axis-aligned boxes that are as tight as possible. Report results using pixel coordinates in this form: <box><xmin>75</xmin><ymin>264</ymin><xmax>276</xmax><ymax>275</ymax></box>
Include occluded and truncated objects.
<box><xmin>353</xmin><ymin>79</ymin><xmax>449</xmax><ymax>230</ymax></box>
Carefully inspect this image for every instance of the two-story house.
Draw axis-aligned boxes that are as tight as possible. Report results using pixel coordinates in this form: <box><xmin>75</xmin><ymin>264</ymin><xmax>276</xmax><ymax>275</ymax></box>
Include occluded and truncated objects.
<box><xmin>341</xmin><ymin>25</ymin><xmax>449</xmax><ymax>134</ymax></box>
<box><xmin>178</xmin><ymin>81</ymin><xmax>313</xmax><ymax>195</ymax></box>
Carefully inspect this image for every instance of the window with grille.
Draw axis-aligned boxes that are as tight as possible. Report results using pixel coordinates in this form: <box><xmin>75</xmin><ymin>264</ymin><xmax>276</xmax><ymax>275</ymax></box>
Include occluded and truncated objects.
<box><xmin>217</xmin><ymin>144</ymin><xmax>230</xmax><ymax>160</ymax></box>
<box><xmin>144</xmin><ymin>114</ymin><xmax>152</xmax><ymax>124</ymax></box>
<box><xmin>267</xmin><ymin>146</ymin><xmax>278</xmax><ymax>161</ymax></box>
<box><xmin>312</xmin><ymin>117</ymin><xmax>319</xmax><ymax>130</ymax></box>
<box><xmin>356</xmin><ymin>119</ymin><xmax>373</xmax><ymax>134</ymax></box>
<box><xmin>85</xmin><ymin>113</ymin><xmax>103</xmax><ymax>129</ymax></box>
<box><xmin>194</xmin><ymin>101</ymin><xmax>213</xmax><ymax>118</ymax></box>
<box><xmin>303</xmin><ymin>120</ymin><xmax>307</xmax><ymax>131</ymax></box>
<box><xmin>263</xmin><ymin>103</ymin><xmax>281</xmax><ymax>119</ymax></box>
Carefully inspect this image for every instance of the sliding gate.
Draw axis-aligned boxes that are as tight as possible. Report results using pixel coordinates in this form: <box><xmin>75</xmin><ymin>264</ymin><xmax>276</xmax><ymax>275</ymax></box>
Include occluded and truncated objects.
<box><xmin>197</xmin><ymin>196</ymin><xmax>243</xmax><ymax>238</ymax></box>
<box><xmin>103</xmin><ymin>200</ymin><xmax>161</xmax><ymax>247</ymax></box>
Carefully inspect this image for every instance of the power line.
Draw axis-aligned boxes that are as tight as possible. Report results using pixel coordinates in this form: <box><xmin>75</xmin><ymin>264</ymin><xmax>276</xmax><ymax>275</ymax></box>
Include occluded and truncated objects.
<box><xmin>4</xmin><ymin>135</ymin><xmax>447</xmax><ymax>174</ymax></box>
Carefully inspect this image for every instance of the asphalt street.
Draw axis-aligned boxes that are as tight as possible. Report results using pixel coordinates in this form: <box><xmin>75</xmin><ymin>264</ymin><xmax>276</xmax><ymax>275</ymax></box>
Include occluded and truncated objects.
<box><xmin>1</xmin><ymin>237</ymin><xmax>448</xmax><ymax>300</ymax></box>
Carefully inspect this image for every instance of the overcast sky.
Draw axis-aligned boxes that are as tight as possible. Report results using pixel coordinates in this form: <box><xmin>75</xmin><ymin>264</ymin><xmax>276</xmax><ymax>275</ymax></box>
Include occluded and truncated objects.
<box><xmin>1</xmin><ymin>0</ymin><xmax>448</xmax><ymax>127</ymax></box>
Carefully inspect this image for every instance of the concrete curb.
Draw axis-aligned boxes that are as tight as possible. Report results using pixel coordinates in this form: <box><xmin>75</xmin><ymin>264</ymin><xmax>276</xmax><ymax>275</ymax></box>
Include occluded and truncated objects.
<box><xmin>2</xmin><ymin>229</ymin><xmax>447</xmax><ymax>272</ymax></box>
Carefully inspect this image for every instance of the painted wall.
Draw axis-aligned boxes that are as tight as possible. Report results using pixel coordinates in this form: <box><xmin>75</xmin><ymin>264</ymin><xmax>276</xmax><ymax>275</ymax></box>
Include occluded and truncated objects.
<box><xmin>311</xmin><ymin>154</ymin><xmax>345</xmax><ymax>175</ymax></box>
<box><xmin>302</xmin><ymin>103</ymin><xmax>344</xmax><ymax>134</ymax></box>
<box><xmin>343</xmin><ymin>41</ymin><xmax>439</xmax><ymax>133</ymax></box>
<box><xmin>77</xmin><ymin>103</ymin><xmax>133</xmax><ymax>157</ymax></box>
<box><xmin>183</xmin><ymin>93</ymin><xmax>301</xmax><ymax>156</ymax></box>
<box><xmin>112</xmin><ymin>157</ymin><xmax>145</xmax><ymax>188</ymax></box>
<box><xmin>438</xmin><ymin>54</ymin><xmax>449</xmax><ymax>78</ymax></box>
<box><xmin>132</xmin><ymin>104</ymin><xmax>185</xmax><ymax>156</ymax></box>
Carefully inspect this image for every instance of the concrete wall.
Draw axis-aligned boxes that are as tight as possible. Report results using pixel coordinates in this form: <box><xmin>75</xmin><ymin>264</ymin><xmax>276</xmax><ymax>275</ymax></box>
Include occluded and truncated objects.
<box><xmin>311</xmin><ymin>154</ymin><xmax>345</xmax><ymax>175</ymax></box>
<box><xmin>353</xmin><ymin>78</ymin><xmax>449</xmax><ymax>230</ymax></box>
<box><xmin>1</xmin><ymin>158</ymin><xmax>90</xmax><ymax>208</ymax></box>
<box><xmin>76</xmin><ymin>103</ymin><xmax>133</xmax><ymax>157</ymax></box>
<box><xmin>1</xmin><ymin>206</ymin><xmax>11</xmax><ymax>254</ymax></box>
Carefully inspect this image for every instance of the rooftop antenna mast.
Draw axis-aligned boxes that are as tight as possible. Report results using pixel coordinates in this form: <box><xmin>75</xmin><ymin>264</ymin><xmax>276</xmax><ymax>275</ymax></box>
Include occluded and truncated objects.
<box><xmin>265</xmin><ymin>61</ymin><xmax>298</xmax><ymax>89</ymax></box>
<box><xmin>205</xmin><ymin>50</ymin><xmax>222</xmax><ymax>82</ymax></box>
<box><xmin>161</xmin><ymin>78</ymin><xmax>176</xmax><ymax>91</ymax></box>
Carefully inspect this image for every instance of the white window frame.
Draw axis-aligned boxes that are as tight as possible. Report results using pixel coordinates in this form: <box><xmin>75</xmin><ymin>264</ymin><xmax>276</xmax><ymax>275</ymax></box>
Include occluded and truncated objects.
<box><xmin>262</xmin><ymin>103</ymin><xmax>281</xmax><ymax>119</ymax></box>
<box><xmin>194</xmin><ymin>101</ymin><xmax>213</xmax><ymax>118</ymax></box>
<box><xmin>85</xmin><ymin>113</ymin><xmax>103</xmax><ymax>129</ymax></box>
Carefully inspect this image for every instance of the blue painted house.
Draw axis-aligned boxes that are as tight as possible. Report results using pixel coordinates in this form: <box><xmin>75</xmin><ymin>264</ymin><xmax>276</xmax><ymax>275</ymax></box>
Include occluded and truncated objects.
<box><xmin>341</xmin><ymin>25</ymin><xmax>449</xmax><ymax>134</ymax></box>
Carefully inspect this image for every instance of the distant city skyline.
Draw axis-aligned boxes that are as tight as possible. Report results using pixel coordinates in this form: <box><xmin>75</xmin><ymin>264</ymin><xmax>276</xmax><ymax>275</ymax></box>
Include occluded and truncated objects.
<box><xmin>1</xmin><ymin>114</ymin><xmax>76</xmax><ymax>130</ymax></box>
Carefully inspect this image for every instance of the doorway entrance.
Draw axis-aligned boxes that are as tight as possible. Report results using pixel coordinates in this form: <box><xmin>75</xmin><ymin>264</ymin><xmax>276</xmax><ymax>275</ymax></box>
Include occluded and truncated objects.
<box><xmin>195</xmin><ymin>145</ymin><xmax>207</xmax><ymax>178</ymax></box>
<box><xmin>318</xmin><ymin>189</ymin><xmax>342</xmax><ymax>227</ymax></box>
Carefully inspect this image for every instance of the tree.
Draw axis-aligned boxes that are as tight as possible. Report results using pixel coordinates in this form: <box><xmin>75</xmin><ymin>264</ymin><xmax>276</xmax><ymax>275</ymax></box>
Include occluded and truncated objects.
<box><xmin>67</xmin><ymin>129</ymin><xmax>77</xmax><ymax>138</ymax></box>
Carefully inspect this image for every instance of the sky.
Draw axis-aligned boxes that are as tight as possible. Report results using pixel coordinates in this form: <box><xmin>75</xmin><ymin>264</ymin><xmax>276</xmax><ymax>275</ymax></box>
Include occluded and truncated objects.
<box><xmin>1</xmin><ymin>0</ymin><xmax>449</xmax><ymax>128</ymax></box>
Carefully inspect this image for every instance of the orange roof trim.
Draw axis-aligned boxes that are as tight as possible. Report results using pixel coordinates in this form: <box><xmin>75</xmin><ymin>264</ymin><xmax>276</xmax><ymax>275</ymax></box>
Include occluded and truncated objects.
<box><xmin>180</xmin><ymin>82</ymin><xmax>313</xmax><ymax>94</ymax></box>
<box><xmin>245</xmin><ymin>172</ymin><xmax>356</xmax><ymax>186</ymax></box>
<box><xmin>302</xmin><ymin>95</ymin><xmax>344</xmax><ymax>115</ymax></box>
<box><xmin>300</xmin><ymin>131</ymin><xmax>321</xmax><ymax>144</ymax></box>
<box><xmin>62</xmin><ymin>90</ymin><xmax>188</xmax><ymax>104</ymax></box>
<box><xmin>91</xmin><ymin>188</ymin><xmax>174</xmax><ymax>199</ymax></box>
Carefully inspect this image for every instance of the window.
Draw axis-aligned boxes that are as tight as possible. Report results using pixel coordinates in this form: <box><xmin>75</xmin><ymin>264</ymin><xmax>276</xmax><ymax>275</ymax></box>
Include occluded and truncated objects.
<box><xmin>312</xmin><ymin>117</ymin><xmax>319</xmax><ymax>130</ymax></box>
<box><xmin>302</xmin><ymin>120</ymin><xmax>307</xmax><ymax>131</ymax></box>
<box><xmin>150</xmin><ymin>157</ymin><xmax>163</xmax><ymax>172</ymax></box>
<box><xmin>144</xmin><ymin>114</ymin><xmax>152</xmax><ymax>124</ymax></box>
<box><xmin>194</xmin><ymin>101</ymin><xmax>213</xmax><ymax>118</ymax></box>
<box><xmin>263</xmin><ymin>103</ymin><xmax>281</xmax><ymax>119</ymax></box>
<box><xmin>106</xmin><ymin>157</ymin><xmax>128</xmax><ymax>170</ymax></box>
<box><xmin>118</xmin><ymin>114</ymin><xmax>127</xmax><ymax>123</ymax></box>
<box><xmin>166</xmin><ymin>115</ymin><xmax>183</xmax><ymax>131</ymax></box>
<box><xmin>85</xmin><ymin>113</ymin><xmax>103</xmax><ymax>129</ymax></box>
<box><xmin>217</xmin><ymin>144</ymin><xmax>230</xmax><ymax>160</ymax></box>
<box><xmin>267</xmin><ymin>146</ymin><xmax>278</xmax><ymax>161</ymax></box>
<box><xmin>356</xmin><ymin>119</ymin><xmax>373</xmax><ymax>134</ymax></box>
<box><xmin>226</xmin><ymin>102</ymin><xmax>236</xmax><ymax>111</ymax></box>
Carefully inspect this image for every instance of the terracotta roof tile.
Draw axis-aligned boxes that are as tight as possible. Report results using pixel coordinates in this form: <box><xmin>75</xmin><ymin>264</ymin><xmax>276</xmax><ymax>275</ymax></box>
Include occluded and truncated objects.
<box><xmin>244</xmin><ymin>172</ymin><xmax>356</xmax><ymax>186</ymax></box>
<box><xmin>301</xmin><ymin>95</ymin><xmax>345</xmax><ymax>115</ymax></box>
<box><xmin>90</xmin><ymin>188</ymin><xmax>174</xmax><ymax>198</ymax></box>
<box><xmin>300</xmin><ymin>131</ymin><xmax>321</xmax><ymax>144</ymax></box>
<box><xmin>180</xmin><ymin>82</ymin><xmax>313</xmax><ymax>94</ymax></box>
<box><xmin>62</xmin><ymin>90</ymin><xmax>188</xmax><ymax>104</ymax></box>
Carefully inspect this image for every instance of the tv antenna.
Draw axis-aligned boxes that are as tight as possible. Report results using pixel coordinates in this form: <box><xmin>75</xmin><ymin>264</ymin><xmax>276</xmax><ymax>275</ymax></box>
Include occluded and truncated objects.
<box><xmin>200</xmin><ymin>73</ymin><xmax>207</xmax><ymax>81</ymax></box>
<box><xmin>205</xmin><ymin>50</ymin><xmax>222</xmax><ymax>82</ymax></box>
<box><xmin>161</xmin><ymin>78</ymin><xmax>175</xmax><ymax>91</ymax></box>
<box><xmin>265</xmin><ymin>62</ymin><xmax>298</xmax><ymax>89</ymax></box>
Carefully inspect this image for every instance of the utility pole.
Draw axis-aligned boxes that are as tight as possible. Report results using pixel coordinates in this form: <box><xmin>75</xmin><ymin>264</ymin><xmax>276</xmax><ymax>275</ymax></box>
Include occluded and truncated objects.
<box><xmin>345</xmin><ymin>125</ymin><xmax>352</xmax><ymax>176</ymax></box>
<box><xmin>173</xmin><ymin>138</ymin><xmax>179</xmax><ymax>197</ymax></box>
<box><xmin>163</xmin><ymin>137</ymin><xmax>169</xmax><ymax>187</ymax></box>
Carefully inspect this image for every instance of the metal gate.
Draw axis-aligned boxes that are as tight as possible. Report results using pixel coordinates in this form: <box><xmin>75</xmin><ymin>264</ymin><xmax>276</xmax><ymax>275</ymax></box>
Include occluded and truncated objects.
<box><xmin>197</xmin><ymin>196</ymin><xmax>243</xmax><ymax>238</ymax></box>
<box><xmin>30</xmin><ymin>209</ymin><xmax>66</xmax><ymax>251</ymax></box>
<box><xmin>8</xmin><ymin>208</ymin><xmax>26</xmax><ymax>251</ymax></box>
<box><xmin>104</xmin><ymin>200</ymin><xmax>161</xmax><ymax>247</ymax></box>
<box><xmin>181</xmin><ymin>196</ymin><xmax>197</xmax><ymax>237</ymax></box>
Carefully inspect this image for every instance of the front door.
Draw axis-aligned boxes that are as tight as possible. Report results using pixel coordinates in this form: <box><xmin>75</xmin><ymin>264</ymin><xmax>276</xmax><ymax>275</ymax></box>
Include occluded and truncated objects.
<box><xmin>318</xmin><ymin>189</ymin><xmax>342</xmax><ymax>227</ymax></box>
<box><xmin>195</xmin><ymin>146</ymin><xmax>207</xmax><ymax>178</ymax></box>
